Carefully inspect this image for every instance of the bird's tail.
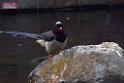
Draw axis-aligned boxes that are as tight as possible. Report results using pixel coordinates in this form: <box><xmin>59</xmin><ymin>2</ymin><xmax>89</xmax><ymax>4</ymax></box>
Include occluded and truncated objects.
<box><xmin>36</xmin><ymin>39</ymin><xmax>45</xmax><ymax>46</ymax></box>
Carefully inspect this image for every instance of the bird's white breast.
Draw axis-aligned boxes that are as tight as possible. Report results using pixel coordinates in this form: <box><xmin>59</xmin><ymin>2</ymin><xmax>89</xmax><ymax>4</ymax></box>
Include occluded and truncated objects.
<box><xmin>36</xmin><ymin>38</ymin><xmax>67</xmax><ymax>54</ymax></box>
<box><xmin>45</xmin><ymin>39</ymin><xmax>67</xmax><ymax>54</ymax></box>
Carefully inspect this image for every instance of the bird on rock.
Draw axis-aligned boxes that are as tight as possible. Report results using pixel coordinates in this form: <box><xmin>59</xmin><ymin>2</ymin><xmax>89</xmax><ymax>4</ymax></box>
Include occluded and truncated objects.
<box><xmin>36</xmin><ymin>21</ymin><xmax>67</xmax><ymax>59</ymax></box>
<box><xmin>0</xmin><ymin>21</ymin><xmax>67</xmax><ymax>60</ymax></box>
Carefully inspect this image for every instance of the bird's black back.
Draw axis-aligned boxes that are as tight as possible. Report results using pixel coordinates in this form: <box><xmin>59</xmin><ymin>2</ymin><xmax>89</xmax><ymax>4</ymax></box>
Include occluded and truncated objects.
<box><xmin>37</xmin><ymin>31</ymin><xmax>55</xmax><ymax>41</ymax></box>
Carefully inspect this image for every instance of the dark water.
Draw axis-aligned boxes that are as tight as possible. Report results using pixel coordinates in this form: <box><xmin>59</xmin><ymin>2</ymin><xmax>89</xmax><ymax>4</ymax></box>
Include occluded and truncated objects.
<box><xmin>0</xmin><ymin>10</ymin><xmax>124</xmax><ymax>83</ymax></box>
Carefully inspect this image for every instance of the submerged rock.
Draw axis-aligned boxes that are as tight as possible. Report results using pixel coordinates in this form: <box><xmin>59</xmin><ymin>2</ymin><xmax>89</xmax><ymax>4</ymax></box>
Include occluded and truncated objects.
<box><xmin>29</xmin><ymin>42</ymin><xmax>124</xmax><ymax>83</ymax></box>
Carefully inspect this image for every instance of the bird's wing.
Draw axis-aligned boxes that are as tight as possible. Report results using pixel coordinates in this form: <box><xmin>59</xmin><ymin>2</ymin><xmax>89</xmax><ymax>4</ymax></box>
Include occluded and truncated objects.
<box><xmin>37</xmin><ymin>31</ymin><xmax>55</xmax><ymax>41</ymax></box>
<box><xmin>0</xmin><ymin>30</ymin><xmax>40</xmax><ymax>39</ymax></box>
<box><xmin>0</xmin><ymin>30</ymin><xmax>55</xmax><ymax>41</ymax></box>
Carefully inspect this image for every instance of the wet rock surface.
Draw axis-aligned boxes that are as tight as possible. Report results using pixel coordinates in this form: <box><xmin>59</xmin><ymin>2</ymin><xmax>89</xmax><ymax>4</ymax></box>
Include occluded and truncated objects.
<box><xmin>29</xmin><ymin>42</ymin><xmax>124</xmax><ymax>83</ymax></box>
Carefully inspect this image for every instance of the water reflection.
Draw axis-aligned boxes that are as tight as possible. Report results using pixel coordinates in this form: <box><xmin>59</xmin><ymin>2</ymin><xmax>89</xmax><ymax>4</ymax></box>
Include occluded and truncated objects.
<box><xmin>0</xmin><ymin>10</ymin><xmax>124</xmax><ymax>83</ymax></box>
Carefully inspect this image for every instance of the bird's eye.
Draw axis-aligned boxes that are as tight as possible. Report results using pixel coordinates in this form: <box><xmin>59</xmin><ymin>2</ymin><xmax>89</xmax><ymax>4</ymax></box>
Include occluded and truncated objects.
<box><xmin>56</xmin><ymin>24</ymin><xmax>63</xmax><ymax>28</ymax></box>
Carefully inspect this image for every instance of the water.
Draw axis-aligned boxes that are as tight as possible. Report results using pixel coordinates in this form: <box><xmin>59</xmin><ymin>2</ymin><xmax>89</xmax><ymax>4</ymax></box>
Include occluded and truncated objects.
<box><xmin>0</xmin><ymin>10</ymin><xmax>124</xmax><ymax>83</ymax></box>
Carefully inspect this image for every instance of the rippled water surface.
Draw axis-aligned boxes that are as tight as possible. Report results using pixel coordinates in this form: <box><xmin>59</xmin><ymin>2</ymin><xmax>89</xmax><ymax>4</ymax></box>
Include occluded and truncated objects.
<box><xmin>0</xmin><ymin>10</ymin><xmax>124</xmax><ymax>83</ymax></box>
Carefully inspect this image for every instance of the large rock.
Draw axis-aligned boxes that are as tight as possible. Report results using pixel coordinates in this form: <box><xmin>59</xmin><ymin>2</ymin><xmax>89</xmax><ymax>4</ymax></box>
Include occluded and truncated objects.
<box><xmin>29</xmin><ymin>42</ymin><xmax>124</xmax><ymax>83</ymax></box>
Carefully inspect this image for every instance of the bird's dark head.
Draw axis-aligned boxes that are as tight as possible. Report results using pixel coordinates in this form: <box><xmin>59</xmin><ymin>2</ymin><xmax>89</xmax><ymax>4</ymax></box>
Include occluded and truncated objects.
<box><xmin>52</xmin><ymin>21</ymin><xmax>64</xmax><ymax>34</ymax></box>
<box><xmin>52</xmin><ymin>21</ymin><xmax>66</xmax><ymax>42</ymax></box>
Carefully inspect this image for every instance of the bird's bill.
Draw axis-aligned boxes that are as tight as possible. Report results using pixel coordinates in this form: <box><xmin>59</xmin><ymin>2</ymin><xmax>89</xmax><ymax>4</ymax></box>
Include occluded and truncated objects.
<box><xmin>58</xmin><ymin>27</ymin><xmax>63</xmax><ymax>30</ymax></box>
<box><xmin>58</xmin><ymin>27</ymin><xmax>64</xmax><ymax>32</ymax></box>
